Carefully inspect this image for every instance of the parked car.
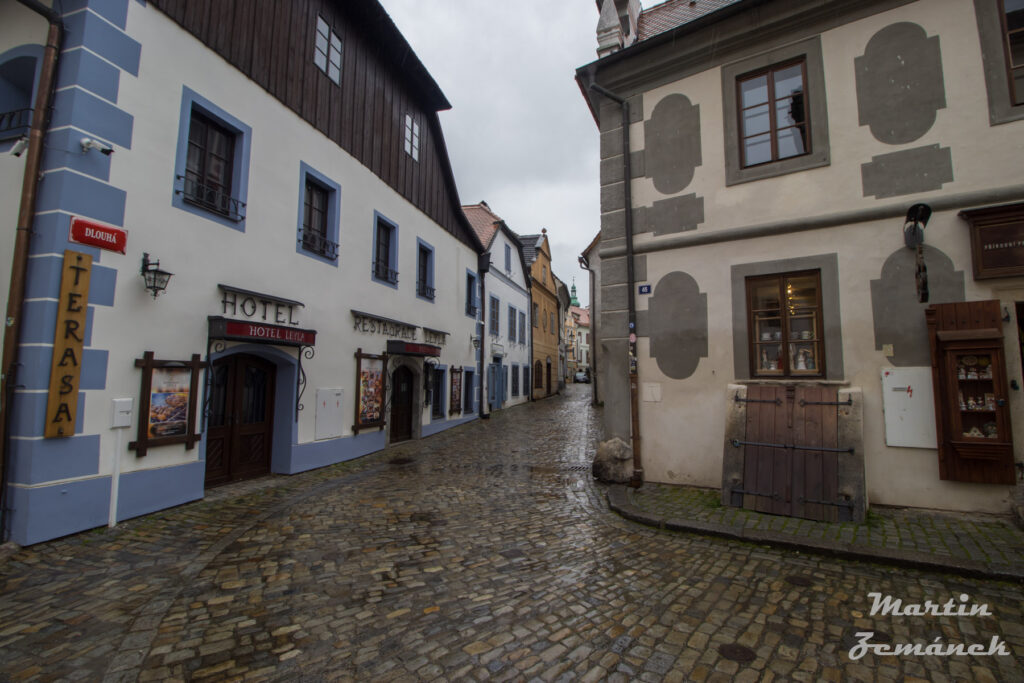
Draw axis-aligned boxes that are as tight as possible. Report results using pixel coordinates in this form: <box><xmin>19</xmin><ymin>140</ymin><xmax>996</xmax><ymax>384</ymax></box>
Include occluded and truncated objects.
<box><xmin>573</xmin><ymin>371</ymin><xmax>590</xmax><ymax>384</ymax></box>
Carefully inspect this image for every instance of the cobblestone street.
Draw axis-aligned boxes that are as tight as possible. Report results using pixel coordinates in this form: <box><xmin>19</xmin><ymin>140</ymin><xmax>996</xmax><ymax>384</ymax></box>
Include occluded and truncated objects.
<box><xmin>0</xmin><ymin>385</ymin><xmax>1021</xmax><ymax>682</ymax></box>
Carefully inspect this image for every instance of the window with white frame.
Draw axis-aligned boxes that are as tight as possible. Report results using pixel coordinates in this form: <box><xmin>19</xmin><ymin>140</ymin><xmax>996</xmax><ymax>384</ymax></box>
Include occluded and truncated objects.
<box><xmin>314</xmin><ymin>16</ymin><xmax>342</xmax><ymax>85</ymax></box>
<box><xmin>404</xmin><ymin>113</ymin><xmax>420</xmax><ymax>161</ymax></box>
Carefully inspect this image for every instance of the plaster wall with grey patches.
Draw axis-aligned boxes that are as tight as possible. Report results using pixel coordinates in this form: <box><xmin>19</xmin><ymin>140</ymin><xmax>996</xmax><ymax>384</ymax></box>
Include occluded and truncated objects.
<box><xmin>585</xmin><ymin>0</ymin><xmax>1024</xmax><ymax>513</ymax></box>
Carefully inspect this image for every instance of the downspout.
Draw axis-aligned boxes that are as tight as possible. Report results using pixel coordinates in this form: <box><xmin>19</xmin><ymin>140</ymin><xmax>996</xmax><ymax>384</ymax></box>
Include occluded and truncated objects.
<box><xmin>477</xmin><ymin>252</ymin><xmax>490</xmax><ymax>419</ymax></box>
<box><xmin>1</xmin><ymin>0</ymin><xmax>64</xmax><ymax>539</ymax></box>
<box><xmin>588</xmin><ymin>82</ymin><xmax>642</xmax><ymax>486</ymax></box>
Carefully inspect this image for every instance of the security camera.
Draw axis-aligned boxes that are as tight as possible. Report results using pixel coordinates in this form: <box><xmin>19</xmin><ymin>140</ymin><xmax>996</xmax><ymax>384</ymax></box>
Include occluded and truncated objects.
<box><xmin>10</xmin><ymin>137</ymin><xmax>28</xmax><ymax>157</ymax></box>
<box><xmin>80</xmin><ymin>137</ymin><xmax>114</xmax><ymax>156</ymax></box>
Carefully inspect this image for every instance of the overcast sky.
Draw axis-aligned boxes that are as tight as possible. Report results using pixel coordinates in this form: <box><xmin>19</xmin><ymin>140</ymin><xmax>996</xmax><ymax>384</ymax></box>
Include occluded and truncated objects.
<box><xmin>380</xmin><ymin>0</ymin><xmax>624</xmax><ymax>309</ymax></box>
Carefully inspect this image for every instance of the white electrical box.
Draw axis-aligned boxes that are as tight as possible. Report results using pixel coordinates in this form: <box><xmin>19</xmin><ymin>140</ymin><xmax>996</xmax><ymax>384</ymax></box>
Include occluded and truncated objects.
<box><xmin>111</xmin><ymin>398</ymin><xmax>133</xmax><ymax>429</ymax></box>
<box><xmin>881</xmin><ymin>367</ymin><xmax>937</xmax><ymax>448</ymax></box>
<box><xmin>314</xmin><ymin>388</ymin><xmax>343</xmax><ymax>441</ymax></box>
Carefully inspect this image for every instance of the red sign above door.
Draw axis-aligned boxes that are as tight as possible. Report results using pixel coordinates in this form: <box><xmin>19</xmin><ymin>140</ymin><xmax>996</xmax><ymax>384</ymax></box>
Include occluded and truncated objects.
<box><xmin>69</xmin><ymin>217</ymin><xmax>127</xmax><ymax>254</ymax></box>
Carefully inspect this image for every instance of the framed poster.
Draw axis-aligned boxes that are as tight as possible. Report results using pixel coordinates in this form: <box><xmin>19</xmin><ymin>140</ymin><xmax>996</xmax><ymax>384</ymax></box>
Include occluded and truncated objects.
<box><xmin>449</xmin><ymin>368</ymin><xmax>462</xmax><ymax>416</ymax></box>
<box><xmin>353</xmin><ymin>348</ymin><xmax>387</xmax><ymax>433</ymax></box>
<box><xmin>129</xmin><ymin>353</ymin><xmax>205</xmax><ymax>457</ymax></box>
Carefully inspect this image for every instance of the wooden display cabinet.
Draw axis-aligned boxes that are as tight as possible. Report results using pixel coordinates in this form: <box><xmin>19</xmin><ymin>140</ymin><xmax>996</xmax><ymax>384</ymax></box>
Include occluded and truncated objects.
<box><xmin>926</xmin><ymin>301</ymin><xmax>1015</xmax><ymax>484</ymax></box>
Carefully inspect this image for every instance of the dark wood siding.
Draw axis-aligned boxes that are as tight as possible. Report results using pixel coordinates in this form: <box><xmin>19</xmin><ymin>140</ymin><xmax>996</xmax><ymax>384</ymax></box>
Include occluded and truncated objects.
<box><xmin>149</xmin><ymin>0</ymin><xmax>477</xmax><ymax>250</ymax></box>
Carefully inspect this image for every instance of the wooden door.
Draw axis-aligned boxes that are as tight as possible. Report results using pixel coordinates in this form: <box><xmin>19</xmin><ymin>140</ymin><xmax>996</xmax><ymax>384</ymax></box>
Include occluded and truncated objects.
<box><xmin>390</xmin><ymin>366</ymin><xmax>413</xmax><ymax>442</ymax></box>
<box><xmin>737</xmin><ymin>385</ymin><xmax>845</xmax><ymax>522</ymax></box>
<box><xmin>205</xmin><ymin>354</ymin><xmax>275</xmax><ymax>487</ymax></box>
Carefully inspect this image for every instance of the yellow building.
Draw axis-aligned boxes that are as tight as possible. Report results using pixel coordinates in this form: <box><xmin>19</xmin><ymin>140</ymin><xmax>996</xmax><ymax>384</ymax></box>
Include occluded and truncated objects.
<box><xmin>521</xmin><ymin>231</ymin><xmax>559</xmax><ymax>398</ymax></box>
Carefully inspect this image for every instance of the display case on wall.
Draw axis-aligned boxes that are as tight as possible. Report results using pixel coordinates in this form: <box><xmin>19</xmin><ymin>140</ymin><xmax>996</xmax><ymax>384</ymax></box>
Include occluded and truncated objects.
<box><xmin>747</xmin><ymin>271</ymin><xmax>824</xmax><ymax>378</ymax></box>
<box><xmin>926</xmin><ymin>301</ymin><xmax>1015</xmax><ymax>484</ymax></box>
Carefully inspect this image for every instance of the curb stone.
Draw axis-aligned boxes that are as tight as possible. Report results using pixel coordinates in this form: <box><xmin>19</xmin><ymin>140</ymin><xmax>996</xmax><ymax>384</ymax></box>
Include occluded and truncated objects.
<box><xmin>607</xmin><ymin>485</ymin><xmax>1024</xmax><ymax>583</ymax></box>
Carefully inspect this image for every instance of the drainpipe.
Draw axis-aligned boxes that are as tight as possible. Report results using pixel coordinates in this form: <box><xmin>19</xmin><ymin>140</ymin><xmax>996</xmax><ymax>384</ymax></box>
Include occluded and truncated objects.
<box><xmin>588</xmin><ymin>82</ymin><xmax>642</xmax><ymax>487</ymax></box>
<box><xmin>477</xmin><ymin>252</ymin><xmax>490</xmax><ymax>419</ymax></box>
<box><xmin>579</xmin><ymin>254</ymin><xmax>598</xmax><ymax>406</ymax></box>
<box><xmin>1</xmin><ymin>0</ymin><xmax>63</xmax><ymax>539</ymax></box>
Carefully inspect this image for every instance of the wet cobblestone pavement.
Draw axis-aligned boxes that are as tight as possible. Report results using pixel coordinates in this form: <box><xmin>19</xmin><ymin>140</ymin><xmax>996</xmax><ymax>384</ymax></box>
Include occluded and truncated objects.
<box><xmin>1</xmin><ymin>385</ymin><xmax>1022</xmax><ymax>682</ymax></box>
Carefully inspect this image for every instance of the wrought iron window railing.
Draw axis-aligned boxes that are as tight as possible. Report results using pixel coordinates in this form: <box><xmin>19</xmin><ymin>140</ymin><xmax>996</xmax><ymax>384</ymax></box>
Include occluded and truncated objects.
<box><xmin>0</xmin><ymin>108</ymin><xmax>31</xmax><ymax>136</ymax></box>
<box><xmin>373</xmin><ymin>257</ymin><xmax>398</xmax><ymax>284</ymax></box>
<box><xmin>298</xmin><ymin>228</ymin><xmax>338</xmax><ymax>260</ymax></box>
<box><xmin>417</xmin><ymin>281</ymin><xmax>436</xmax><ymax>300</ymax></box>
<box><xmin>177</xmin><ymin>175</ymin><xmax>246</xmax><ymax>221</ymax></box>
<box><xmin>466</xmin><ymin>302</ymin><xmax>478</xmax><ymax>317</ymax></box>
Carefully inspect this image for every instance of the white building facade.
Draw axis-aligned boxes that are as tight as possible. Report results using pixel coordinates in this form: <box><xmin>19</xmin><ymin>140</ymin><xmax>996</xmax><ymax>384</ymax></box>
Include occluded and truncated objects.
<box><xmin>1</xmin><ymin>0</ymin><xmax>483</xmax><ymax>545</ymax></box>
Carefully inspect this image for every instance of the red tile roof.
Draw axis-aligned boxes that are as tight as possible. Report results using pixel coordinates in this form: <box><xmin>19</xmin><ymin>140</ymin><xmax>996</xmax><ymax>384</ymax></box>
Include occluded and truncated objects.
<box><xmin>637</xmin><ymin>0</ymin><xmax>743</xmax><ymax>41</ymax></box>
<box><xmin>461</xmin><ymin>202</ymin><xmax>503</xmax><ymax>249</ymax></box>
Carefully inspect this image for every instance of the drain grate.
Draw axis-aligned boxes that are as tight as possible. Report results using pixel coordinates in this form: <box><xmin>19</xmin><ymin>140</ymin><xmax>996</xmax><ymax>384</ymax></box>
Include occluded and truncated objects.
<box><xmin>718</xmin><ymin>643</ymin><xmax>756</xmax><ymax>663</ymax></box>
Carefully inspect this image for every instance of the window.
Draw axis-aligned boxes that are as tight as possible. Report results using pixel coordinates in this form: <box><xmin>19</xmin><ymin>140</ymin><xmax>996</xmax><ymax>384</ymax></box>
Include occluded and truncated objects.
<box><xmin>465</xmin><ymin>272</ymin><xmax>478</xmax><ymax>317</ymax></box>
<box><xmin>737</xmin><ymin>60</ymin><xmax>808</xmax><ymax>168</ymax></box>
<box><xmin>533</xmin><ymin>303</ymin><xmax>539</xmax><ymax>327</ymax></box>
<box><xmin>518</xmin><ymin>312</ymin><xmax>526</xmax><ymax>344</ymax></box>
<box><xmin>404</xmin><ymin>113</ymin><xmax>420</xmax><ymax>161</ymax></box>
<box><xmin>297</xmin><ymin>163</ymin><xmax>340</xmax><ymax>264</ymax></box>
<box><xmin>0</xmin><ymin>49</ymin><xmax>39</xmax><ymax>143</ymax></box>
<box><xmin>184</xmin><ymin>110</ymin><xmax>238</xmax><ymax>218</ymax></box>
<box><xmin>314</xmin><ymin>16</ymin><xmax>342</xmax><ymax>85</ymax></box>
<box><xmin>416</xmin><ymin>240</ymin><xmax>435</xmax><ymax>301</ymax></box>
<box><xmin>372</xmin><ymin>214</ymin><xmax>399</xmax><ymax>286</ymax></box>
<box><xmin>542</xmin><ymin>265</ymin><xmax>547</xmax><ymax>283</ymax></box>
<box><xmin>173</xmin><ymin>87</ymin><xmax>251</xmax><ymax>230</ymax></box>
<box><xmin>522</xmin><ymin>366</ymin><xmax>529</xmax><ymax>395</ymax></box>
<box><xmin>550</xmin><ymin>312</ymin><xmax>555</xmax><ymax>331</ymax></box>
<box><xmin>508</xmin><ymin>305</ymin><xmax>516</xmax><ymax>341</ymax></box>
<box><xmin>721</xmin><ymin>36</ymin><xmax>829</xmax><ymax>185</ymax></box>
<box><xmin>1002</xmin><ymin>0</ymin><xmax>1024</xmax><ymax>105</ymax></box>
<box><xmin>431</xmin><ymin>367</ymin><xmax>445</xmax><ymax>419</ymax></box>
<box><xmin>505</xmin><ymin>244</ymin><xmax>512</xmax><ymax>272</ymax></box>
<box><xmin>511</xmin><ymin>364</ymin><xmax>519</xmax><ymax>397</ymax></box>
<box><xmin>534</xmin><ymin>361</ymin><xmax>543</xmax><ymax>388</ymax></box>
<box><xmin>746</xmin><ymin>270</ymin><xmax>824</xmax><ymax>378</ymax></box>
<box><xmin>489</xmin><ymin>296</ymin><xmax>500</xmax><ymax>336</ymax></box>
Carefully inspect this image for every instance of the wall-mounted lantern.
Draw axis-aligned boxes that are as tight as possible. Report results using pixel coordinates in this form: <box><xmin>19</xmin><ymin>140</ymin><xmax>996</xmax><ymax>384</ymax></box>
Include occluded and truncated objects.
<box><xmin>141</xmin><ymin>252</ymin><xmax>173</xmax><ymax>298</ymax></box>
<box><xmin>903</xmin><ymin>203</ymin><xmax>931</xmax><ymax>303</ymax></box>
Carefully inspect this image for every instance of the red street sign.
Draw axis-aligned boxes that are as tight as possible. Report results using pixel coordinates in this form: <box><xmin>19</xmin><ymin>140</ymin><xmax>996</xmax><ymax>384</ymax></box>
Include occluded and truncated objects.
<box><xmin>69</xmin><ymin>217</ymin><xmax>127</xmax><ymax>254</ymax></box>
<box><xmin>386</xmin><ymin>340</ymin><xmax>441</xmax><ymax>357</ymax></box>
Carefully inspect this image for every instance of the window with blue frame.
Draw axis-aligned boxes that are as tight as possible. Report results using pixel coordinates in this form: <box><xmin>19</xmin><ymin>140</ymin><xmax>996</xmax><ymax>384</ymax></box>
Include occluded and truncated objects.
<box><xmin>465</xmin><ymin>271</ymin><xmax>478</xmax><ymax>317</ymax></box>
<box><xmin>511</xmin><ymin>364</ymin><xmax>519</xmax><ymax>396</ymax></box>
<box><xmin>173</xmin><ymin>87</ymin><xmax>251</xmax><ymax>230</ymax></box>
<box><xmin>489</xmin><ymin>296</ymin><xmax>500</xmax><ymax>336</ymax></box>
<box><xmin>504</xmin><ymin>243</ymin><xmax>512</xmax><ymax>272</ymax></box>
<box><xmin>372</xmin><ymin>214</ymin><xmax>399</xmax><ymax>286</ymax></box>
<box><xmin>297</xmin><ymin>162</ymin><xmax>340</xmax><ymax>264</ymax></box>
<box><xmin>523</xmin><ymin>366</ymin><xmax>529</xmax><ymax>394</ymax></box>
<box><xmin>518</xmin><ymin>311</ymin><xmax>526</xmax><ymax>344</ymax></box>
<box><xmin>508</xmin><ymin>305</ymin><xmax>516</xmax><ymax>341</ymax></box>
<box><xmin>416</xmin><ymin>239</ymin><xmax>435</xmax><ymax>301</ymax></box>
<box><xmin>431</xmin><ymin>367</ymin><xmax>445</xmax><ymax>419</ymax></box>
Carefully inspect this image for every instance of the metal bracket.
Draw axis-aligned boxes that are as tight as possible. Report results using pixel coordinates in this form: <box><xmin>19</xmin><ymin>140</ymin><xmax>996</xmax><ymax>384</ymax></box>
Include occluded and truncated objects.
<box><xmin>731</xmin><ymin>438</ymin><xmax>854</xmax><ymax>454</ymax></box>
<box><xmin>730</xmin><ymin>487</ymin><xmax>781</xmax><ymax>500</ymax></box>
<box><xmin>798</xmin><ymin>496</ymin><xmax>854</xmax><ymax>509</ymax></box>
<box><xmin>733</xmin><ymin>394</ymin><xmax>782</xmax><ymax>405</ymax></box>
<box><xmin>798</xmin><ymin>397</ymin><xmax>853</xmax><ymax>407</ymax></box>
<box><xmin>295</xmin><ymin>345</ymin><xmax>315</xmax><ymax>420</ymax></box>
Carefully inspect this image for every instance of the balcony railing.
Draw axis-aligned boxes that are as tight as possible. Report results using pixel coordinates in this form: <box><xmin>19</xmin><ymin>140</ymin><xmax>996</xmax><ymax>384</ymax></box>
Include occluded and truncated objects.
<box><xmin>465</xmin><ymin>302</ymin><xmax>479</xmax><ymax>317</ymax></box>
<box><xmin>177</xmin><ymin>175</ymin><xmax>246</xmax><ymax>221</ymax></box>
<box><xmin>417</xmin><ymin>281</ymin><xmax>436</xmax><ymax>300</ymax></box>
<box><xmin>298</xmin><ymin>228</ymin><xmax>339</xmax><ymax>260</ymax></box>
<box><xmin>373</xmin><ymin>257</ymin><xmax>398</xmax><ymax>284</ymax></box>
<box><xmin>0</xmin><ymin>108</ymin><xmax>31</xmax><ymax>137</ymax></box>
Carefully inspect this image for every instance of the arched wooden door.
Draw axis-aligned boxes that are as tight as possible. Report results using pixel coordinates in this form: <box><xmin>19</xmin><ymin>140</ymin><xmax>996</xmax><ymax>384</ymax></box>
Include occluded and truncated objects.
<box><xmin>206</xmin><ymin>354</ymin><xmax>275</xmax><ymax>487</ymax></box>
<box><xmin>390</xmin><ymin>366</ymin><xmax>414</xmax><ymax>442</ymax></box>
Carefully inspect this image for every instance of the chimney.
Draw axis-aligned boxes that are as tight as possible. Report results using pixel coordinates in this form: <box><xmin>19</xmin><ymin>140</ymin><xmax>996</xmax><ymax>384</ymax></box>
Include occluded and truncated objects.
<box><xmin>596</xmin><ymin>0</ymin><xmax>641</xmax><ymax>58</ymax></box>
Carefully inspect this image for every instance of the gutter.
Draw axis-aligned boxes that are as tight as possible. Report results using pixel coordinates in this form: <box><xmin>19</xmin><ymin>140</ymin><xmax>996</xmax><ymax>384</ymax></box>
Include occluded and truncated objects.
<box><xmin>587</xmin><ymin>82</ymin><xmax>643</xmax><ymax>487</ymax></box>
<box><xmin>1</xmin><ymin>0</ymin><xmax>64</xmax><ymax>541</ymax></box>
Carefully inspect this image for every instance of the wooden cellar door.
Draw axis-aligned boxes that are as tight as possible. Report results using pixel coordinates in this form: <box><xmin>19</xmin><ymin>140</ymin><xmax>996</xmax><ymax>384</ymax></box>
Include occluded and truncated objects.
<box><xmin>736</xmin><ymin>384</ymin><xmax>849</xmax><ymax>522</ymax></box>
